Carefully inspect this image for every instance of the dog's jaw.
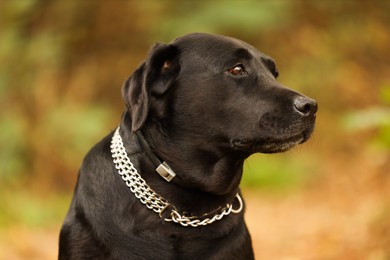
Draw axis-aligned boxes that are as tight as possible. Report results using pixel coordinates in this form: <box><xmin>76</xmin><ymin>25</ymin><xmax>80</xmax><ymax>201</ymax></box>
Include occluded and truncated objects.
<box><xmin>231</xmin><ymin>136</ymin><xmax>302</xmax><ymax>154</ymax></box>
<box><xmin>230</xmin><ymin>123</ymin><xmax>315</xmax><ymax>154</ymax></box>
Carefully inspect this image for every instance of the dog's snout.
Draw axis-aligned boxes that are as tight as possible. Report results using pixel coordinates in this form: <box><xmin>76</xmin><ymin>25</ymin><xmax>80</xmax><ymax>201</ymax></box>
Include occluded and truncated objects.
<box><xmin>293</xmin><ymin>96</ymin><xmax>318</xmax><ymax>116</ymax></box>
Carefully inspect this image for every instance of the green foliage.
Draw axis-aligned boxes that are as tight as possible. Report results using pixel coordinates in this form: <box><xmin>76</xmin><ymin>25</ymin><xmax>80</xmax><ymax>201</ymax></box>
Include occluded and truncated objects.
<box><xmin>0</xmin><ymin>1</ymin><xmax>114</xmax><ymax>184</ymax></box>
<box><xmin>43</xmin><ymin>102</ymin><xmax>113</xmax><ymax>166</ymax></box>
<box><xmin>343</xmin><ymin>107</ymin><xmax>389</xmax><ymax>131</ymax></box>
<box><xmin>380</xmin><ymin>85</ymin><xmax>390</xmax><ymax>104</ymax></box>
<box><xmin>154</xmin><ymin>1</ymin><xmax>292</xmax><ymax>40</ymax></box>
<box><xmin>342</xmin><ymin>85</ymin><xmax>390</xmax><ymax>150</ymax></box>
<box><xmin>0</xmin><ymin>112</ymin><xmax>27</xmax><ymax>181</ymax></box>
<box><xmin>0</xmin><ymin>103</ymin><xmax>112</xmax><ymax>182</ymax></box>
<box><xmin>0</xmin><ymin>189</ymin><xmax>71</xmax><ymax>228</ymax></box>
<box><xmin>242</xmin><ymin>153</ymin><xmax>317</xmax><ymax>192</ymax></box>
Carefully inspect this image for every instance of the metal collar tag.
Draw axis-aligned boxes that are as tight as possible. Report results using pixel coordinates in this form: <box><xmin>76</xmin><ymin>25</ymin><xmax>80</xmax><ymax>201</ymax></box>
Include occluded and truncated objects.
<box><xmin>156</xmin><ymin>162</ymin><xmax>176</xmax><ymax>182</ymax></box>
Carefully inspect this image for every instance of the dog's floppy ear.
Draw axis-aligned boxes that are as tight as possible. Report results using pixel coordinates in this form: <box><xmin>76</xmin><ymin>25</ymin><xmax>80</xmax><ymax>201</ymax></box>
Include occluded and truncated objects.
<box><xmin>122</xmin><ymin>43</ymin><xmax>180</xmax><ymax>132</ymax></box>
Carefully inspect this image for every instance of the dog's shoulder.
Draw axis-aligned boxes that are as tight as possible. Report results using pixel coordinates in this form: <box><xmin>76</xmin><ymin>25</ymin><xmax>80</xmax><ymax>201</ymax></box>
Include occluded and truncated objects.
<box><xmin>81</xmin><ymin>131</ymin><xmax>114</xmax><ymax>171</ymax></box>
<box><xmin>75</xmin><ymin>130</ymin><xmax>120</xmax><ymax>206</ymax></box>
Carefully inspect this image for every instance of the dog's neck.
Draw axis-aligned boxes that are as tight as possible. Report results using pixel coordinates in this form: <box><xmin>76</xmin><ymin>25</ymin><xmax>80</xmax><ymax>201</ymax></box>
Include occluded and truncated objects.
<box><xmin>143</xmin><ymin>128</ymin><xmax>244</xmax><ymax>195</ymax></box>
<box><xmin>119</xmin><ymin>113</ymin><xmax>245</xmax><ymax>212</ymax></box>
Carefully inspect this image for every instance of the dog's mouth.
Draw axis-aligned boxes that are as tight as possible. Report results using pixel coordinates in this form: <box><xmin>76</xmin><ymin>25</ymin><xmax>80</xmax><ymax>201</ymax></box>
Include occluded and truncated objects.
<box><xmin>231</xmin><ymin>127</ymin><xmax>314</xmax><ymax>154</ymax></box>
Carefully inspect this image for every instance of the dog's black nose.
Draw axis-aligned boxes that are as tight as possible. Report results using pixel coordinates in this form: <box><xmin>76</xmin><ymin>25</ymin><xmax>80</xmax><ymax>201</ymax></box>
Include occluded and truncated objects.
<box><xmin>293</xmin><ymin>96</ymin><xmax>318</xmax><ymax>116</ymax></box>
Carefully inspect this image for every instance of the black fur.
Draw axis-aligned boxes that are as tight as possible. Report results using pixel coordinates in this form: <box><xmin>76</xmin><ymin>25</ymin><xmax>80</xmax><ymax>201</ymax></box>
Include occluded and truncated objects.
<box><xmin>59</xmin><ymin>33</ymin><xmax>317</xmax><ymax>259</ymax></box>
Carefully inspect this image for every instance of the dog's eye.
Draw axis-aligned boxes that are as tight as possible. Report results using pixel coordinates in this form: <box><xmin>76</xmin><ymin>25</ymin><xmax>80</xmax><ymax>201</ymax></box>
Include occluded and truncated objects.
<box><xmin>227</xmin><ymin>65</ymin><xmax>246</xmax><ymax>76</ymax></box>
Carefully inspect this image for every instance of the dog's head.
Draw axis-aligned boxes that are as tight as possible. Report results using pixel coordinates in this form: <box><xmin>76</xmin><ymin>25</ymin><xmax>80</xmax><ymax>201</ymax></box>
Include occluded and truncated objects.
<box><xmin>123</xmin><ymin>33</ymin><xmax>317</xmax><ymax>156</ymax></box>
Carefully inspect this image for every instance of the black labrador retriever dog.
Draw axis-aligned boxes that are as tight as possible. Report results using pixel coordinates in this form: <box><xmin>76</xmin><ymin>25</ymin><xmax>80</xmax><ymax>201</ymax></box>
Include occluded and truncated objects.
<box><xmin>59</xmin><ymin>33</ymin><xmax>317</xmax><ymax>259</ymax></box>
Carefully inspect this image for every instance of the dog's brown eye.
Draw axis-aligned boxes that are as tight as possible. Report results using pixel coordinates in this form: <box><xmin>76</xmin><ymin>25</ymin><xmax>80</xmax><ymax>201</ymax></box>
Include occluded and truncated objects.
<box><xmin>228</xmin><ymin>65</ymin><xmax>246</xmax><ymax>76</ymax></box>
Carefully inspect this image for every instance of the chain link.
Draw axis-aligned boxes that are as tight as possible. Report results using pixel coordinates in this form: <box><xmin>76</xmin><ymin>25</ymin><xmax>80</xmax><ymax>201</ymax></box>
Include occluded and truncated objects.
<box><xmin>110</xmin><ymin>127</ymin><xmax>243</xmax><ymax>227</ymax></box>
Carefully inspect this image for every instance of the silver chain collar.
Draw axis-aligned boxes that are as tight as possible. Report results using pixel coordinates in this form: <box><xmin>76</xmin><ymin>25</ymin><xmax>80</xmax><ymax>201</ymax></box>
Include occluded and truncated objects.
<box><xmin>110</xmin><ymin>127</ymin><xmax>243</xmax><ymax>227</ymax></box>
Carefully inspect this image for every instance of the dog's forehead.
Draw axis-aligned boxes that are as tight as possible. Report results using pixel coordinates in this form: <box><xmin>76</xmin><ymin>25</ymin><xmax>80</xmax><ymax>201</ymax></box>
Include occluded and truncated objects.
<box><xmin>171</xmin><ymin>33</ymin><xmax>269</xmax><ymax>63</ymax></box>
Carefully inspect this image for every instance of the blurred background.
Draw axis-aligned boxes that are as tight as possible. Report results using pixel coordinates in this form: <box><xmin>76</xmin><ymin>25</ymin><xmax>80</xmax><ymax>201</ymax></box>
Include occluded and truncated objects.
<box><xmin>0</xmin><ymin>0</ymin><xmax>389</xmax><ymax>259</ymax></box>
